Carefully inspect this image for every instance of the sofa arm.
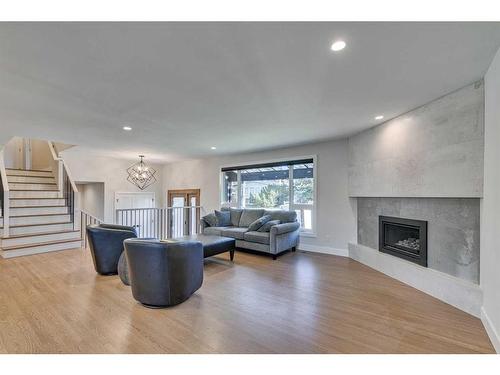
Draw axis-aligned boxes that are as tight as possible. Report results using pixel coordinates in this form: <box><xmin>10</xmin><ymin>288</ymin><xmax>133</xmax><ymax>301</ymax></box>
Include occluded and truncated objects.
<box><xmin>200</xmin><ymin>218</ymin><xmax>208</xmax><ymax>232</ymax></box>
<box><xmin>269</xmin><ymin>222</ymin><xmax>300</xmax><ymax>255</ymax></box>
<box><xmin>270</xmin><ymin>222</ymin><xmax>300</xmax><ymax>235</ymax></box>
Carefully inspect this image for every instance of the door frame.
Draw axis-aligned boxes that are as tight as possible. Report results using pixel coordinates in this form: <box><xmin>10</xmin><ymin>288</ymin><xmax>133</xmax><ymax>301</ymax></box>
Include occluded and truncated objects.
<box><xmin>167</xmin><ymin>189</ymin><xmax>200</xmax><ymax>207</ymax></box>
<box><xmin>167</xmin><ymin>189</ymin><xmax>201</xmax><ymax>236</ymax></box>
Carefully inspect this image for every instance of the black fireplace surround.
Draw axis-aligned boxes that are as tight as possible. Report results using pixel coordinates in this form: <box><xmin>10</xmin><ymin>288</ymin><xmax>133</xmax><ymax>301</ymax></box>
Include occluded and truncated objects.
<box><xmin>379</xmin><ymin>216</ymin><xmax>428</xmax><ymax>267</ymax></box>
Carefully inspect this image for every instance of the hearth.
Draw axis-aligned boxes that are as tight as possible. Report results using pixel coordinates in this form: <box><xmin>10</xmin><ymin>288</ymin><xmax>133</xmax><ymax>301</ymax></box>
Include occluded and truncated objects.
<box><xmin>379</xmin><ymin>216</ymin><xmax>428</xmax><ymax>267</ymax></box>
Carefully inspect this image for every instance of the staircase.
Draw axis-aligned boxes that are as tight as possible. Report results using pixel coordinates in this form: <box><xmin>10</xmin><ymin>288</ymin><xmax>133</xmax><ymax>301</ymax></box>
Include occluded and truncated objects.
<box><xmin>0</xmin><ymin>168</ymin><xmax>81</xmax><ymax>258</ymax></box>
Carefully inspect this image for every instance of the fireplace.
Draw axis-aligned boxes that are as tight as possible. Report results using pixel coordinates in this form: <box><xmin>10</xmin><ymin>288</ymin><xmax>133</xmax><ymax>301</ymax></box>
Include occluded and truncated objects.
<box><xmin>379</xmin><ymin>216</ymin><xmax>428</xmax><ymax>267</ymax></box>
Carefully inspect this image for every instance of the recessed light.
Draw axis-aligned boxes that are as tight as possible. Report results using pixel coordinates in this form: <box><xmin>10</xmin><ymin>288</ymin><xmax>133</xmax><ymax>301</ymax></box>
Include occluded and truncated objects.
<box><xmin>330</xmin><ymin>40</ymin><xmax>346</xmax><ymax>52</ymax></box>
<box><xmin>123</xmin><ymin>126</ymin><xmax>132</xmax><ymax>131</ymax></box>
<box><xmin>211</xmin><ymin>146</ymin><xmax>217</xmax><ymax>150</ymax></box>
<box><xmin>375</xmin><ymin>115</ymin><xmax>384</xmax><ymax>120</ymax></box>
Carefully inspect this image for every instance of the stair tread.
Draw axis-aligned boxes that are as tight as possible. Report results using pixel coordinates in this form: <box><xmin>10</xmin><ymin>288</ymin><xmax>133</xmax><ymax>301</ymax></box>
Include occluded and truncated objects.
<box><xmin>8</xmin><ymin>181</ymin><xmax>56</xmax><ymax>185</ymax></box>
<box><xmin>10</xmin><ymin>197</ymin><xmax>64</xmax><ymax>200</ymax></box>
<box><xmin>6</xmin><ymin>168</ymin><xmax>52</xmax><ymax>172</ymax></box>
<box><xmin>2</xmin><ymin>238</ymin><xmax>82</xmax><ymax>251</ymax></box>
<box><xmin>2</xmin><ymin>229</ymin><xmax>80</xmax><ymax>239</ymax></box>
<box><xmin>10</xmin><ymin>205</ymin><xmax>66</xmax><ymax>208</ymax></box>
<box><xmin>10</xmin><ymin>189</ymin><xmax>59</xmax><ymax>191</ymax></box>
<box><xmin>11</xmin><ymin>213</ymin><xmax>70</xmax><ymax>218</ymax></box>
<box><xmin>10</xmin><ymin>221</ymin><xmax>73</xmax><ymax>228</ymax></box>
<box><xmin>6</xmin><ymin>175</ymin><xmax>54</xmax><ymax>178</ymax></box>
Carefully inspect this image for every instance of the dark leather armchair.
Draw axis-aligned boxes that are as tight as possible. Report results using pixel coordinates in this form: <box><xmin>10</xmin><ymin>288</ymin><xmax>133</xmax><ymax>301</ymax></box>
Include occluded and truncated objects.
<box><xmin>86</xmin><ymin>224</ymin><xmax>137</xmax><ymax>275</ymax></box>
<box><xmin>124</xmin><ymin>239</ymin><xmax>204</xmax><ymax>308</ymax></box>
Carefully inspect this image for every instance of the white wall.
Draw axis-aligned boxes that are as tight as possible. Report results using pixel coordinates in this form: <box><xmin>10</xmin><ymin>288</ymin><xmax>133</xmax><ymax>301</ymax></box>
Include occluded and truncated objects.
<box><xmin>1</xmin><ymin>137</ymin><xmax>55</xmax><ymax>170</ymax></box>
<box><xmin>1</xmin><ymin>136</ymin><xmax>23</xmax><ymax>169</ymax></box>
<box><xmin>481</xmin><ymin>47</ymin><xmax>500</xmax><ymax>352</ymax></box>
<box><xmin>30</xmin><ymin>139</ymin><xmax>52</xmax><ymax>170</ymax></box>
<box><xmin>162</xmin><ymin>139</ymin><xmax>357</xmax><ymax>253</ymax></box>
<box><xmin>61</xmin><ymin>148</ymin><xmax>164</xmax><ymax>223</ymax></box>
<box><xmin>77</xmin><ymin>182</ymin><xmax>105</xmax><ymax>219</ymax></box>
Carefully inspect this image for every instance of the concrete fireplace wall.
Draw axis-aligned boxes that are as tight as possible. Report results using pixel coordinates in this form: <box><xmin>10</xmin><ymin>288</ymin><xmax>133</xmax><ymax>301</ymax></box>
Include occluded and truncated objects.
<box><xmin>348</xmin><ymin>81</ymin><xmax>484</xmax><ymax>198</ymax></box>
<box><xmin>357</xmin><ymin>197</ymin><xmax>480</xmax><ymax>283</ymax></box>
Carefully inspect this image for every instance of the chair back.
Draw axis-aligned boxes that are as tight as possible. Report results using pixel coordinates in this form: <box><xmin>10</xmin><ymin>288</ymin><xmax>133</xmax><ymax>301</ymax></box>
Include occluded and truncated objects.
<box><xmin>86</xmin><ymin>223</ymin><xmax>138</xmax><ymax>274</ymax></box>
<box><xmin>124</xmin><ymin>239</ymin><xmax>203</xmax><ymax>307</ymax></box>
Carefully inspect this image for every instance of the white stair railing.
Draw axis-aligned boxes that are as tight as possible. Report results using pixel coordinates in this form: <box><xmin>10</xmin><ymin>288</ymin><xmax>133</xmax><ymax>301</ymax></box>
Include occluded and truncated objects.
<box><xmin>47</xmin><ymin>141</ymin><xmax>79</xmax><ymax>228</ymax></box>
<box><xmin>115</xmin><ymin>206</ymin><xmax>204</xmax><ymax>239</ymax></box>
<box><xmin>0</xmin><ymin>149</ymin><xmax>10</xmax><ymax>237</ymax></box>
<box><xmin>80</xmin><ymin>210</ymin><xmax>103</xmax><ymax>249</ymax></box>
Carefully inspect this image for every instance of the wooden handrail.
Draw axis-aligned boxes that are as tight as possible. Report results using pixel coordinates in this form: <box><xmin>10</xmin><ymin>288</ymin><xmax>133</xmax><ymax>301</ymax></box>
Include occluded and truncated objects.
<box><xmin>47</xmin><ymin>141</ymin><xmax>78</xmax><ymax>195</ymax></box>
<box><xmin>47</xmin><ymin>141</ymin><xmax>79</xmax><ymax>231</ymax></box>
<box><xmin>61</xmin><ymin>160</ymin><xmax>78</xmax><ymax>194</ymax></box>
<box><xmin>0</xmin><ymin>149</ymin><xmax>10</xmax><ymax>236</ymax></box>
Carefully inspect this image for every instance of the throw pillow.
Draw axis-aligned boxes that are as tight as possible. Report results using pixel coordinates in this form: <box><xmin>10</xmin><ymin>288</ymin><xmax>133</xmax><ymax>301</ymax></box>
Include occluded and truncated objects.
<box><xmin>257</xmin><ymin>219</ymin><xmax>281</xmax><ymax>232</ymax></box>
<box><xmin>229</xmin><ymin>208</ymin><xmax>244</xmax><ymax>227</ymax></box>
<box><xmin>215</xmin><ymin>210</ymin><xmax>231</xmax><ymax>227</ymax></box>
<box><xmin>202</xmin><ymin>213</ymin><xmax>218</xmax><ymax>227</ymax></box>
<box><xmin>247</xmin><ymin>214</ymin><xmax>272</xmax><ymax>231</ymax></box>
<box><xmin>239</xmin><ymin>209</ymin><xmax>265</xmax><ymax>227</ymax></box>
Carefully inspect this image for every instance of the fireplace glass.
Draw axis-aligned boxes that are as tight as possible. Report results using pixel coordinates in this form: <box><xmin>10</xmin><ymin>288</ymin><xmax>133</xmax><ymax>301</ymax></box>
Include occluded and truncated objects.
<box><xmin>379</xmin><ymin>216</ymin><xmax>428</xmax><ymax>267</ymax></box>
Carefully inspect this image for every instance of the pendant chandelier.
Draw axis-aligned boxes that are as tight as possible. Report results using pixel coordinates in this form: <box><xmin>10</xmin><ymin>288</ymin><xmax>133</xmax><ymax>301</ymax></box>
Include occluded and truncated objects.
<box><xmin>127</xmin><ymin>155</ymin><xmax>157</xmax><ymax>190</ymax></box>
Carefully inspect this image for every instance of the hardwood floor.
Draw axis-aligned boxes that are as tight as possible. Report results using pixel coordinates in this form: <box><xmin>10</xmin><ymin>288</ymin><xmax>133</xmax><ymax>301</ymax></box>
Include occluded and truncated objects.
<box><xmin>0</xmin><ymin>248</ymin><xmax>494</xmax><ymax>353</ymax></box>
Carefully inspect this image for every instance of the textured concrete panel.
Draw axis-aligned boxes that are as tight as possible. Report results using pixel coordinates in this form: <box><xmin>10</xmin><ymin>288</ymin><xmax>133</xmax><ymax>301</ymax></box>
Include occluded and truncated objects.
<box><xmin>349</xmin><ymin>82</ymin><xmax>484</xmax><ymax>197</ymax></box>
<box><xmin>357</xmin><ymin>197</ymin><xmax>480</xmax><ymax>283</ymax></box>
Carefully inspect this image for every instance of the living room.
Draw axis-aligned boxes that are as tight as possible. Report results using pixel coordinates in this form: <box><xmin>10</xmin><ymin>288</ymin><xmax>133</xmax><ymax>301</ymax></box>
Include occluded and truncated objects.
<box><xmin>1</xmin><ymin>1</ymin><xmax>500</xmax><ymax>374</ymax></box>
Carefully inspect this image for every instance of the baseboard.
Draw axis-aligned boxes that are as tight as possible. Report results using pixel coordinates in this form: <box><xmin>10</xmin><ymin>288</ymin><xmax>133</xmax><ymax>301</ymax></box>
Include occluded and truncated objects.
<box><xmin>481</xmin><ymin>307</ymin><xmax>500</xmax><ymax>353</ymax></box>
<box><xmin>298</xmin><ymin>243</ymin><xmax>348</xmax><ymax>257</ymax></box>
<box><xmin>348</xmin><ymin>242</ymin><xmax>482</xmax><ymax>317</ymax></box>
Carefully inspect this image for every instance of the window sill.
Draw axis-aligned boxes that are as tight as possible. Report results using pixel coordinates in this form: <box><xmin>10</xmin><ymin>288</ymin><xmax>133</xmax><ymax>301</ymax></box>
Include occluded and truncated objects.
<box><xmin>299</xmin><ymin>231</ymin><xmax>316</xmax><ymax>238</ymax></box>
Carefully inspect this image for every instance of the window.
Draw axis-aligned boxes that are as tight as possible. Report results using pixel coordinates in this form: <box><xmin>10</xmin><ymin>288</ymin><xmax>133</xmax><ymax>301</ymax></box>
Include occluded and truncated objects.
<box><xmin>221</xmin><ymin>170</ymin><xmax>238</xmax><ymax>206</ymax></box>
<box><xmin>220</xmin><ymin>158</ymin><xmax>315</xmax><ymax>233</ymax></box>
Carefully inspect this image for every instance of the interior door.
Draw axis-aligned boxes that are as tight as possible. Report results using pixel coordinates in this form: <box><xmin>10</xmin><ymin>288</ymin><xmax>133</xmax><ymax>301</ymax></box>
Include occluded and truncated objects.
<box><xmin>167</xmin><ymin>189</ymin><xmax>200</xmax><ymax>237</ymax></box>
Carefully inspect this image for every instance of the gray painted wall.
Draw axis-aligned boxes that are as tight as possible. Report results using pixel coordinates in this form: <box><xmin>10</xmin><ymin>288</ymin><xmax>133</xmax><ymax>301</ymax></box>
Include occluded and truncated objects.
<box><xmin>163</xmin><ymin>139</ymin><xmax>357</xmax><ymax>252</ymax></box>
<box><xmin>481</xmin><ymin>46</ymin><xmax>500</xmax><ymax>350</ymax></box>
<box><xmin>348</xmin><ymin>82</ymin><xmax>484</xmax><ymax>198</ymax></box>
<box><xmin>357</xmin><ymin>197</ymin><xmax>480</xmax><ymax>283</ymax></box>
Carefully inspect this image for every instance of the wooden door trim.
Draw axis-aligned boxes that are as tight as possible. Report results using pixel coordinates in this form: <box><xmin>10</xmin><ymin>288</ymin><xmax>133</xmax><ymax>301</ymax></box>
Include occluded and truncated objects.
<box><xmin>168</xmin><ymin>189</ymin><xmax>200</xmax><ymax>195</ymax></box>
<box><xmin>167</xmin><ymin>189</ymin><xmax>200</xmax><ymax>206</ymax></box>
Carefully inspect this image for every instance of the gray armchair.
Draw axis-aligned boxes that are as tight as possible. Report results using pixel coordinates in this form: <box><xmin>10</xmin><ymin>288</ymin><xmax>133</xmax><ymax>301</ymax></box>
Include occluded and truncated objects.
<box><xmin>86</xmin><ymin>223</ymin><xmax>137</xmax><ymax>275</ymax></box>
<box><xmin>123</xmin><ymin>239</ymin><xmax>204</xmax><ymax>308</ymax></box>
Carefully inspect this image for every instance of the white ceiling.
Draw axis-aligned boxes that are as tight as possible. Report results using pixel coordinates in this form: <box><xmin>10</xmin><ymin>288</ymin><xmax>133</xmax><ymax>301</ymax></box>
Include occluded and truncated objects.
<box><xmin>1</xmin><ymin>22</ymin><xmax>500</xmax><ymax>162</ymax></box>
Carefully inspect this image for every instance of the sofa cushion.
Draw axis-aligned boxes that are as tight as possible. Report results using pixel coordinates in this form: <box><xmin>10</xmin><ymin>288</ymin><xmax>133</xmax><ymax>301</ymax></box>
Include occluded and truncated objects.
<box><xmin>257</xmin><ymin>219</ymin><xmax>281</xmax><ymax>232</ymax></box>
<box><xmin>239</xmin><ymin>209</ymin><xmax>265</xmax><ymax>227</ymax></box>
<box><xmin>215</xmin><ymin>210</ymin><xmax>231</xmax><ymax>227</ymax></box>
<box><xmin>247</xmin><ymin>214</ymin><xmax>271</xmax><ymax>231</ymax></box>
<box><xmin>221</xmin><ymin>227</ymin><xmax>248</xmax><ymax>240</ymax></box>
<box><xmin>226</xmin><ymin>208</ymin><xmax>242</xmax><ymax>227</ymax></box>
<box><xmin>264</xmin><ymin>209</ymin><xmax>297</xmax><ymax>223</ymax></box>
<box><xmin>243</xmin><ymin>231</ymin><xmax>270</xmax><ymax>245</ymax></box>
<box><xmin>204</xmin><ymin>226</ymin><xmax>230</xmax><ymax>236</ymax></box>
<box><xmin>202</xmin><ymin>213</ymin><xmax>218</xmax><ymax>227</ymax></box>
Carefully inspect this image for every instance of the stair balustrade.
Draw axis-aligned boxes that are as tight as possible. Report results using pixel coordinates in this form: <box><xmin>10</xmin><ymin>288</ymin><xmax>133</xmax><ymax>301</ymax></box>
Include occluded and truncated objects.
<box><xmin>0</xmin><ymin>150</ymin><xmax>10</xmax><ymax>236</ymax></box>
<box><xmin>47</xmin><ymin>141</ymin><xmax>78</xmax><ymax>229</ymax></box>
<box><xmin>115</xmin><ymin>206</ymin><xmax>204</xmax><ymax>239</ymax></box>
<box><xmin>80</xmin><ymin>210</ymin><xmax>103</xmax><ymax>249</ymax></box>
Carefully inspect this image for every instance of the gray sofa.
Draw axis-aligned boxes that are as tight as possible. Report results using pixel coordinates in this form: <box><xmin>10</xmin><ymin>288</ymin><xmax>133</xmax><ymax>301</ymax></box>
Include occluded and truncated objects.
<box><xmin>201</xmin><ymin>208</ymin><xmax>300</xmax><ymax>259</ymax></box>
